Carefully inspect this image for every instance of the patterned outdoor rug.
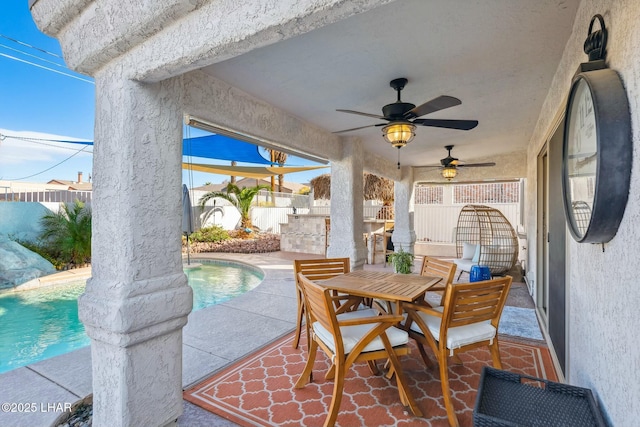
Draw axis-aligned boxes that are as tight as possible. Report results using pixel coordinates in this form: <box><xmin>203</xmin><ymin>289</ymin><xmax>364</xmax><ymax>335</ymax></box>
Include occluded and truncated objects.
<box><xmin>184</xmin><ymin>332</ymin><xmax>557</xmax><ymax>427</ymax></box>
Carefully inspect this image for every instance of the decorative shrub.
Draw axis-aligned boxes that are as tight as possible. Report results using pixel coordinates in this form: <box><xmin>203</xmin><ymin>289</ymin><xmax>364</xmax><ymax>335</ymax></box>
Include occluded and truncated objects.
<box><xmin>189</xmin><ymin>226</ymin><xmax>229</xmax><ymax>243</ymax></box>
<box><xmin>39</xmin><ymin>201</ymin><xmax>92</xmax><ymax>268</ymax></box>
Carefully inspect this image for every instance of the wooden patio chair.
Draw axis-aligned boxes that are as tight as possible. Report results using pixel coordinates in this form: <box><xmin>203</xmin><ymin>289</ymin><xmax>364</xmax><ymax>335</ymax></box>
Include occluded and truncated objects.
<box><xmin>295</xmin><ymin>273</ymin><xmax>422</xmax><ymax>427</ymax></box>
<box><xmin>292</xmin><ymin>258</ymin><xmax>366</xmax><ymax>350</ymax></box>
<box><xmin>372</xmin><ymin>220</ymin><xmax>394</xmax><ymax>266</ymax></box>
<box><xmin>402</xmin><ymin>276</ymin><xmax>512</xmax><ymax>427</ymax></box>
<box><xmin>419</xmin><ymin>256</ymin><xmax>457</xmax><ymax>307</ymax></box>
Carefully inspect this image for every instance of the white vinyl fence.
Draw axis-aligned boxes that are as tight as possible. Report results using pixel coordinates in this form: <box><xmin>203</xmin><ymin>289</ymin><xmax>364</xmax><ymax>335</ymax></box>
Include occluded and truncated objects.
<box><xmin>1</xmin><ymin>188</ymin><xmax>92</xmax><ymax>203</ymax></box>
<box><xmin>191</xmin><ymin>181</ymin><xmax>523</xmax><ymax>239</ymax></box>
<box><xmin>308</xmin><ymin>205</ymin><xmax>393</xmax><ymax>220</ymax></box>
<box><xmin>414</xmin><ymin>204</ymin><xmax>520</xmax><ymax>243</ymax></box>
<box><xmin>414</xmin><ymin>182</ymin><xmax>522</xmax><ymax>243</ymax></box>
<box><xmin>252</xmin><ymin>207</ymin><xmax>309</xmax><ymax>234</ymax></box>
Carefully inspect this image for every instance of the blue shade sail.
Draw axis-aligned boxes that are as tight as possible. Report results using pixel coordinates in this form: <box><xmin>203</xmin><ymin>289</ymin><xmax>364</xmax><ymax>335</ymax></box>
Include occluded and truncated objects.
<box><xmin>59</xmin><ymin>134</ymin><xmax>273</xmax><ymax>165</ymax></box>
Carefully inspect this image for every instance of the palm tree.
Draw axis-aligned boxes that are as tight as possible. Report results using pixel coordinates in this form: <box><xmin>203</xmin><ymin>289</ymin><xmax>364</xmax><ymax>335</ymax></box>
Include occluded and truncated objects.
<box><xmin>230</xmin><ymin>161</ymin><xmax>237</xmax><ymax>184</ymax></box>
<box><xmin>39</xmin><ymin>200</ymin><xmax>92</xmax><ymax>265</ymax></box>
<box><xmin>199</xmin><ymin>183</ymin><xmax>271</xmax><ymax>229</ymax></box>
<box><xmin>266</xmin><ymin>148</ymin><xmax>288</xmax><ymax>192</ymax></box>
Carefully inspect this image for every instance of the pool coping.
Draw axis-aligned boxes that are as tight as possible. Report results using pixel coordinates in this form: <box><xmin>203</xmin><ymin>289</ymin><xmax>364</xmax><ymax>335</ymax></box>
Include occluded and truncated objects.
<box><xmin>0</xmin><ymin>251</ymin><xmax>322</xmax><ymax>427</ymax></box>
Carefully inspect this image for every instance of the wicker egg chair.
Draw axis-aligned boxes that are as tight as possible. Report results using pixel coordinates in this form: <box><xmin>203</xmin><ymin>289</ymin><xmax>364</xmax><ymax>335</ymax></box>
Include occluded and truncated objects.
<box><xmin>454</xmin><ymin>204</ymin><xmax>519</xmax><ymax>276</ymax></box>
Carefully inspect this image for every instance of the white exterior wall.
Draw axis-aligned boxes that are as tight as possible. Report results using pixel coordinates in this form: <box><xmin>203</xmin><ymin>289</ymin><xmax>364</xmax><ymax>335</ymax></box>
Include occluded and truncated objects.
<box><xmin>526</xmin><ymin>0</ymin><xmax>640</xmax><ymax>424</ymax></box>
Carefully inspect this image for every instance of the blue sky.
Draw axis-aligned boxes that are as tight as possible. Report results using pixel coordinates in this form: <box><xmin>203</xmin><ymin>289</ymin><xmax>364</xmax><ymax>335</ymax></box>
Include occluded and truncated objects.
<box><xmin>0</xmin><ymin>2</ymin><xmax>326</xmax><ymax>187</ymax></box>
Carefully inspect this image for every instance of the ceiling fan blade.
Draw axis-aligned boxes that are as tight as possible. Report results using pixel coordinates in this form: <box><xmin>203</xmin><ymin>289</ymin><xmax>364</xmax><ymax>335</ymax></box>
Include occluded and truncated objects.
<box><xmin>457</xmin><ymin>162</ymin><xmax>497</xmax><ymax>168</ymax></box>
<box><xmin>413</xmin><ymin>118</ymin><xmax>479</xmax><ymax>130</ymax></box>
<box><xmin>333</xmin><ymin>124</ymin><xmax>379</xmax><ymax>134</ymax></box>
<box><xmin>404</xmin><ymin>95</ymin><xmax>461</xmax><ymax>119</ymax></box>
<box><xmin>336</xmin><ymin>109</ymin><xmax>387</xmax><ymax>120</ymax></box>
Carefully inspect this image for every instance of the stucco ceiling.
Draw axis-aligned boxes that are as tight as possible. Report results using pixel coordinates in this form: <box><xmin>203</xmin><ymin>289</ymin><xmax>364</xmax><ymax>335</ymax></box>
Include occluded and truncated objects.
<box><xmin>201</xmin><ymin>0</ymin><xmax>580</xmax><ymax>168</ymax></box>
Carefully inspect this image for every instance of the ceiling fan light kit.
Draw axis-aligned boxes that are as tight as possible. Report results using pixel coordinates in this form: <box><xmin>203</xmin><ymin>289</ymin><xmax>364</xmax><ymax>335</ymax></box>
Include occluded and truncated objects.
<box><xmin>382</xmin><ymin>122</ymin><xmax>416</xmax><ymax>147</ymax></box>
<box><xmin>442</xmin><ymin>166</ymin><xmax>457</xmax><ymax>181</ymax></box>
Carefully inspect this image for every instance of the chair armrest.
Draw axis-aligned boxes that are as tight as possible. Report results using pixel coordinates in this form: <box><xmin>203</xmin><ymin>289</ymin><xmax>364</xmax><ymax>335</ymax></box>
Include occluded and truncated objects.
<box><xmin>338</xmin><ymin>314</ymin><xmax>403</xmax><ymax>326</ymax></box>
<box><xmin>402</xmin><ymin>301</ymin><xmax>443</xmax><ymax>318</ymax></box>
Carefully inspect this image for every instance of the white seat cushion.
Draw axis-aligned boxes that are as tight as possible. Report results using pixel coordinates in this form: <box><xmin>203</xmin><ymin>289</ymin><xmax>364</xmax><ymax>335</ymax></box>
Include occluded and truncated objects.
<box><xmin>461</xmin><ymin>242</ymin><xmax>477</xmax><ymax>259</ymax></box>
<box><xmin>313</xmin><ymin>320</ymin><xmax>408</xmax><ymax>355</ymax></box>
<box><xmin>472</xmin><ymin>244</ymin><xmax>481</xmax><ymax>263</ymax></box>
<box><xmin>408</xmin><ymin>306</ymin><xmax>496</xmax><ymax>353</ymax></box>
<box><xmin>453</xmin><ymin>258</ymin><xmax>477</xmax><ymax>272</ymax></box>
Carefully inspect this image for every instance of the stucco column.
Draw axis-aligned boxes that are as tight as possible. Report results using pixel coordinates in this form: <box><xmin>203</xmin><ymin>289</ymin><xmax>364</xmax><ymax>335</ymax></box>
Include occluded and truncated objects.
<box><xmin>327</xmin><ymin>138</ymin><xmax>367</xmax><ymax>268</ymax></box>
<box><xmin>78</xmin><ymin>67</ymin><xmax>192</xmax><ymax>427</ymax></box>
<box><xmin>392</xmin><ymin>166</ymin><xmax>416</xmax><ymax>256</ymax></box>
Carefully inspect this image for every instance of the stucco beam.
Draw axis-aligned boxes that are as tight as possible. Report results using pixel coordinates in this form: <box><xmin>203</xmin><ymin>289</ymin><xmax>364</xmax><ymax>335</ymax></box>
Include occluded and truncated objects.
<box><xmin>125</xmin><ymin>0</ymin><xmax>395</xmax><ymax>83</ymax></box>
<box><xmin>31</xmin><ymin>0</ymin><xmax>394</xmax><ymax>80</ymax></box>
<box><xmin>363</xmin><ymin>150</ymin><xmax>402</xmax><ymax>181</ymax></box>
<box><xmin>29</xmin><ymin>0</ymin><xmax>93</xmax><ymax>35</ymax></box>
<box><xmin>183</xmin><ymin>70</ymin><xmax>343</xmax><ymax>161</ymax></box>
<box><xmin>30</xmin><ymin>0</ymin><xmax>206</xmax><ymax>75</ymax></box>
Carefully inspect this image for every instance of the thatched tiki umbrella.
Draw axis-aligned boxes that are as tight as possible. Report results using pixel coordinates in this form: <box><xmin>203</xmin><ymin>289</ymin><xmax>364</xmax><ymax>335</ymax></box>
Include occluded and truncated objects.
<box><xmin>309</xmin><ymin>173</ymin><xmax>394</xmax><ymax>219</ymax></box>
<box><xmin>309</xmin><ymin>174</ymin><xmax>331</xmax><ymax>200</ymax></box>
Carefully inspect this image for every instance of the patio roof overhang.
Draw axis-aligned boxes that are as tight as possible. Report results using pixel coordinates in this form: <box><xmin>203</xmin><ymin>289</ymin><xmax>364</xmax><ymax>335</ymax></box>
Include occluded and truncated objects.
<box><xmin>30</xmin><ymin>0</ymin><xmax>581</xmax><ymax>173</ymax></box>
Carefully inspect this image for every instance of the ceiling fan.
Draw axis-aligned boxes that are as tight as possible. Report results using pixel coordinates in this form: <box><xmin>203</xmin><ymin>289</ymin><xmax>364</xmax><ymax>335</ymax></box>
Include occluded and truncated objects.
<box><xmin>425</xmin><ymin>145</ymin><xmax>496</xmax><ymax>180</ymax></box>
<box><xmin>334</xmin><ymin>77</ymin><xmax>479</xmax><ymax>146</ymax></box>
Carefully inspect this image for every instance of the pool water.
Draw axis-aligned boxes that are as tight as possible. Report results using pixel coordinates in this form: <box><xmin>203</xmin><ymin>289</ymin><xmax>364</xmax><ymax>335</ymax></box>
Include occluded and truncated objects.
<box><xmin>0</xmin><ymin>261</ymin><xmax>262</xmax><ymax>374</ymax></box>
<box><xmin>186</xmin><ymin>261</ymin><xmax>262</xmax><ymax>310</ymax></box>
<box><xmin>0</xmin><ymin>282</ymin><xmax>87</xmax><ymax>375</ymax></box>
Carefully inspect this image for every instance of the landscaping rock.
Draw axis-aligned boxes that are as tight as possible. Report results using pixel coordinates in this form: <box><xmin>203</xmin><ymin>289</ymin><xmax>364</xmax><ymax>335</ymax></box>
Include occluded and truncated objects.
<box><xmin>185</xmin><ymin>233</ymin><xmax>280</xmax><ymax>254</ymax></box>
<box><xmin>0</xmin><ymin>236</ymin><xmax>55</xmax><ymax>289</ymax></box>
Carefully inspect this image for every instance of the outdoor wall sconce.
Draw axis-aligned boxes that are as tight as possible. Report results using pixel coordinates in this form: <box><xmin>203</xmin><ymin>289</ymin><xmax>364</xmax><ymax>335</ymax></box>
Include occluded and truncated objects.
<box><xmin>561</xmin><ymin>14</ymin><xmax>632</xmax><ymax>245</ymax></box>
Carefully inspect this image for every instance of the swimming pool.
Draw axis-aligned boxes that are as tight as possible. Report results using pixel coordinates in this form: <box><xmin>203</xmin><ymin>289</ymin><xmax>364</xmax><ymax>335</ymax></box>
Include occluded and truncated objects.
<box><xmin>0</xmin><ymin>260</ymin><xmax>263</xmax><ymax>374</ymax></box>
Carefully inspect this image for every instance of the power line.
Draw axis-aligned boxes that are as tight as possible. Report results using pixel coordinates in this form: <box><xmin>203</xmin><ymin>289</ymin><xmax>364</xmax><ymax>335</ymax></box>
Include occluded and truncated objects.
<box><xmin>0</xmin><ymin>52</ymin><xmax>94</xmax><ymax>84</ymax></box>
<box><xmin>0</xmin><ymin>34</ymin><xmax>94</xmax><ymax>180</ymax></box>
<box><xmin>0</xmin><ymin>42</ymin><xmax>67</xmax><ymax>69</ymax></box>
<box><xmin>3</xmin><ymin>144</ymin><xmax>91</xmax><ymax>181</ymax></box>
<box><xmin>0</xmin><ymin>33</ymin><xmax>62</xmax><ymax>59</ymax></box>
<box><xmin>0</xmin><ymin>33</ymin><xmax>94</xmax><ymax>84</ymax></box>
<box><xmin>0</xmin><ymin>133</ymin><xmax>94</xmax><ymax>153</ymax></box>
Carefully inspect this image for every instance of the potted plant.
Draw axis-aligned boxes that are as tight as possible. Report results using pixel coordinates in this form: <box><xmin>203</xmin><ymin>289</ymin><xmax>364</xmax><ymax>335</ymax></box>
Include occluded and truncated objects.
<box><xmin>388</xmin><ymin>247</ymin><xmax>414</xmax><ymax>274</ymax></box>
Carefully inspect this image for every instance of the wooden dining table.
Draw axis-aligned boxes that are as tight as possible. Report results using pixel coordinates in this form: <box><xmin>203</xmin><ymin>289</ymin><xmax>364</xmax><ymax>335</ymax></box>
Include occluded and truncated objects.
<box><xmin>319</xmin><ymin>270</ymin><xmax>442</xmax><ymax>314</ymax></box>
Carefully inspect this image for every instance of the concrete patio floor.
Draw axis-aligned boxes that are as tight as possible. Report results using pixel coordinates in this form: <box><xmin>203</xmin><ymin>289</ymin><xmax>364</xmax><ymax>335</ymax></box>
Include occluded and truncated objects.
<box><xmin>0</xmin><ymin>251</ymin><xmax>537</xmax><ymax>427</ymax></box>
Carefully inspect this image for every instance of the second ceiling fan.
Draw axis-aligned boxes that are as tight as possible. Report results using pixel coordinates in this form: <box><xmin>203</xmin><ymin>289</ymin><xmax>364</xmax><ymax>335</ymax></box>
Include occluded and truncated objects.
<box><xmin>425</xmin><ymin>145</ymin><xmax>496</xmax><ymax>180</ymax></box>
